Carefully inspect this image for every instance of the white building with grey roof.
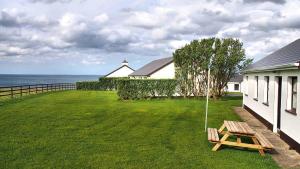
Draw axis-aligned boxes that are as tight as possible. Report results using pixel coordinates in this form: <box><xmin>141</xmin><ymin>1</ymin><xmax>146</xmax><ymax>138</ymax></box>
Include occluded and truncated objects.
<box><xmin>243</xmin><ymin>39</ymin><xmax>300</xmax><ymax>153</ymax></box>
<box><xmin>225</xmin><ymin>74</ymin><xmax>243</xmax><ymax>93</ymax></box>
<box><xmin>105</xmin><ymin>60</ymin><xmax>135</xmax><ymax>78</ymax></box>
<box><xmin>129</xmin><ymin>57</ymin><xmax>175</xmax><ymax>79</ymax></box>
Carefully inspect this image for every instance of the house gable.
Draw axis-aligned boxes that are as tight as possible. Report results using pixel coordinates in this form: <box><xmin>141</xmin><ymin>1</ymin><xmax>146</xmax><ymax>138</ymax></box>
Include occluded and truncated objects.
<box><xmin>105</xmin><ymin>65</ymin><xmax>135</xmax><ymax>78</ymax></box>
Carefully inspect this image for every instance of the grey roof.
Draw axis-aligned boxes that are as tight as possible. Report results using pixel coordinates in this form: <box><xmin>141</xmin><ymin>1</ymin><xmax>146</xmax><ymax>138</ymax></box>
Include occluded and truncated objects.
<box><xmin>246</xmin><ymin>39</ymin><xmax>300</xmax><ymax>71</ymax></box>
<box><xmin>229</xmin><ymin>74</ymin><xmax>243</xmax><ymax>83</ymax></box>
<box><xmin>129</xmin><ymin>57</ymin><xmax>173</xmax><ymax>76</ymax></box>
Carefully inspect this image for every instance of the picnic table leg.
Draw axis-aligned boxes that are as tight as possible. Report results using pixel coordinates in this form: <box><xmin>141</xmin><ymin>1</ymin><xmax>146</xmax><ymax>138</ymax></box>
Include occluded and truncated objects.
<box><xmin>251</xmin><ymin>137</ymin><xmax>265</xmax><ymax>156</ymax></box>
<box><xmin>218</xmin><ymin>124</ymin><xmax>226</xmax><ymax>133</ymax></box>
<box><xmin>212</xmin><ymin>133</ymin><xmax>229</xmax><ymax>151</ymax></box>
<box><xmin>237</xmin><ymin>137</ymin><xmax>241</xmax><ymax>144</ymax></box>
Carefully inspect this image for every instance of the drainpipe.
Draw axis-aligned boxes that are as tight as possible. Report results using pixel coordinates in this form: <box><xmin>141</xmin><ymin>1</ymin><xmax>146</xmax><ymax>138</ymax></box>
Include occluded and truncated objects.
<box><xmin>296</xmin><ymin>62</ymin><xmax>300</xmax><ymax>69</ymax></box>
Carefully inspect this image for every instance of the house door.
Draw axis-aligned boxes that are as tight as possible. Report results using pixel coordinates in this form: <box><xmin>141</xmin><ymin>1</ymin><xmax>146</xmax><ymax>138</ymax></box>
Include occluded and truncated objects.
<box><xmin>276</xmin><ymin>76</ymin><xmax>282</xmax><ymax>130</ymax></box>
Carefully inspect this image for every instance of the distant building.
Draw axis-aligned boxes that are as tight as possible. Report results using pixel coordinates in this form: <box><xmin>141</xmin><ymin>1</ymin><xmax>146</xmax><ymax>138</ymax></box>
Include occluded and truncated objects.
<box><xmin>105</xmin><ymin>60</ymin><xmax>135</xmax><ymax>78</ymax></box>
<box><xmin>243</xmin><ymin>39</ymin><xmax>300</xmax><ymax>153</ymax></box>
<box><xmin>129</xmin><ymin>57</ymin><xmax>175</xmax><ymax>79</ymax></box>
<box><xmin>225</xmin><ymin>74</ymin><xmax>243</xmax><ymax>92</ymax></box>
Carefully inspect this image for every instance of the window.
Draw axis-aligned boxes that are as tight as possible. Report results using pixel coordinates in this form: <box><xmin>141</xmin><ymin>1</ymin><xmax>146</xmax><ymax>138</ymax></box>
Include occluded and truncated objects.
<box><xmin>263</xmin><ymin>76</ymin><xmax>269</xmax><ymax>105</ymax></box>
<box><xmin>286</xmin><ymin>77</ymin><xmax>297</xmax><ymax>115</ymax></box>
<box><xmin>292</xmin><ymin>77</ymin><xmax>297</xmax><ymax>112</ymax></box>
<box><xmin>234</xmin><ymin>84</ymin><xmax>239</xmax><ymax>91</ymax></box>
<box><xmin>254</xmin><ymin>76</ymin><xmax>258</xmax><ymax>100</ymax></box>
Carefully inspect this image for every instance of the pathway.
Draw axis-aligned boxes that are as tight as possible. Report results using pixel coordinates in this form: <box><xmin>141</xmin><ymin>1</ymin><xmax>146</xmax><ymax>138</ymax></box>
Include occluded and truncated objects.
<box><xmin>234</xmin><ymin>107</ymin><xmax>300</xmax><ymax>169</ymax></box>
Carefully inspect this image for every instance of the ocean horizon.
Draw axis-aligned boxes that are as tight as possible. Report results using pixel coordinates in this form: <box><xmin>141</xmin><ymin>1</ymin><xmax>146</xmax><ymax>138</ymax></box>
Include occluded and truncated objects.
<box><xmin>0</xmin><ymin>74</ymin><xmax>102</xmax><ymax>87</ymax></box>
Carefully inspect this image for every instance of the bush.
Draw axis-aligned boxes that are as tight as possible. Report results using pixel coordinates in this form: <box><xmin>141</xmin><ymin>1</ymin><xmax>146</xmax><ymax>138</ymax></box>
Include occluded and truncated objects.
<box><xmin>76</xmin><ymin>77</ymin><xmax>127</xmax><ymax>90</ymax></box>
<box><xmin>117</xmin><ymin>79</ymin><xmax>177</xmax><ymax>100</ymax></box>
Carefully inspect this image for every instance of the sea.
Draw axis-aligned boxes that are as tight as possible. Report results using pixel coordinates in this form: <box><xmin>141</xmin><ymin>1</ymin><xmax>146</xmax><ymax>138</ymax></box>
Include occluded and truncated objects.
<box><xmin>0</xmin><ymin>74</ymin><xmax>101</xmax><ymax>87</ymax></box>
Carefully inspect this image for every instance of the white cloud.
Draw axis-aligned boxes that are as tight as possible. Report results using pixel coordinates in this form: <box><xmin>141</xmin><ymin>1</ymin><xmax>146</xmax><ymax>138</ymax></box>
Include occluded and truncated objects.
<box><xmin>169</xmin><ymin>40</ymin><xmax>189</xmax><ymax>49</ymax></box>
<box><xmin>81</xmin><ymin>56</ymin><xmax>105</xmax><ymax>65</ymax></box>
<box><xmin>1</xmin><ymin>0</ymin><xmax>300</xmax><ymax>74</ymax></box>
<box><xmin>94</xmin><ymin>14</ymin><xmax>109</xmax><ymax>24</ymax></box>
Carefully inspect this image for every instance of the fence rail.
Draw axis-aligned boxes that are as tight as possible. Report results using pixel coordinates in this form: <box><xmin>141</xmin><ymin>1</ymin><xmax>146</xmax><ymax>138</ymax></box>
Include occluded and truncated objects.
<box><xmin>0</xmin><ymin>83</ymin><xmax>76</xmax><ymax>98</ymax></box>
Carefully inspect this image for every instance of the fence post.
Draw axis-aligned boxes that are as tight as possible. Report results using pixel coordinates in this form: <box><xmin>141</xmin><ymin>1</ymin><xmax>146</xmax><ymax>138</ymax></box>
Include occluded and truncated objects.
<box><xmin>20</xmin><ymin>86</ymin><xmax>23</xmax><ymax>97</ymax></box>
<box><xmin>10</xmin><ymin>87</ymin><xmax>13</xmax><ymax>98</ymax></box>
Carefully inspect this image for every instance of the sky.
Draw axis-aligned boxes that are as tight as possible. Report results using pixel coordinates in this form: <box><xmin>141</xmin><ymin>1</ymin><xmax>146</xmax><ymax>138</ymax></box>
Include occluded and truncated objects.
<box><xmin>0</xmin><ymin>0</ymin><xmax>300</xmax><ymax>75</ymax></box>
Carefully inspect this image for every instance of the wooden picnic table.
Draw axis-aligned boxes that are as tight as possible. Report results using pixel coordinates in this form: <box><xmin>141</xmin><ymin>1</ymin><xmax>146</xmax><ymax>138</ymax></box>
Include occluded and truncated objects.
<box><xmin>208</xmin><ymin>120</ymin><xmax>273</xmax><ymax>156</ymax></box>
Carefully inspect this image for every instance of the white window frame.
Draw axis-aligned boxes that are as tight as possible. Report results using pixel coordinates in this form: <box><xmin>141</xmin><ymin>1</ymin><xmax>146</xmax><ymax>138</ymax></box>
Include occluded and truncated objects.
<box><xmin>286</xmin><ymin>76</ymin><xmax>297</xmax><ymax>114</ymax></box>
<box><xmin>254</xmin><ymin>76</ymin><xmax>258</xmax><ymax>100</ymax></box>
<box><xmin>234</xmin><ymin>83</ymin><xmax>239</xmax><ymax>91</ymax></box>
<box><xmin>263</xmin><ymin>76</ymin><xmax>269</xmax><ymax>105</ymax></box>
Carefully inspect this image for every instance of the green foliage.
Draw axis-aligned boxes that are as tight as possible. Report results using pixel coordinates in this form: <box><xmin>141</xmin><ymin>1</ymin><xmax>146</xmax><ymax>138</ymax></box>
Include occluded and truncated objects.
<box><xmin>173</xmin><ymin>37</ymin><xmax>252</xmax><ymax>98</ymax></box>
<box><xmin>117</xmin><ymin>79</ymin><xmax>177</xmax><ymax>100</ymax></box>
<box><xmin>76</xmin><ymin>77</ymin><xmax>127</xmax><ymax>90</ymax></box>
<box><xmin>173</xmin><ymin>38</ymin><xmax>214</xmax><ymax>97</ymax></box>
<box><xmin>211</xmin><ymin>38</ymin><xmax>252</xmax><ymax>98</ymax></box>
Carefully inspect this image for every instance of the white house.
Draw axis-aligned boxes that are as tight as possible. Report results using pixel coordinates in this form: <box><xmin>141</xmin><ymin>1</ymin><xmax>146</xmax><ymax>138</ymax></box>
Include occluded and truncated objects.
<box><xmin>105</xmin><ymin>60</ymin><xmax>135</xmax><ymax>78</ymax></box>
<box><xmin>243</xmin><ymin>39</ymin><xmax>300</xmax><ymax>153</ymax></box>
<box><xmin>129</xmin><ymin>57</ymin><xmax>175</xmax><ymax>79</ymax></box>
<box><xmin>225</xmin><ymin>74</ymin><xmax>243</xmax><ymax>92</ymax></box>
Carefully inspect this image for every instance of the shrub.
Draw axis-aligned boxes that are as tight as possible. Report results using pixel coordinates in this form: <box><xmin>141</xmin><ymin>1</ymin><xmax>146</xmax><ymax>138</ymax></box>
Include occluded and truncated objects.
<box><xmin>117</xmin><ymin>79</ymin><xmax>177</xmax><ymax>100</ymax></box>
<box><xmin>76</xmin><ymin>77</ymin><xmax>127</xmax><ymax>90</ymax></box>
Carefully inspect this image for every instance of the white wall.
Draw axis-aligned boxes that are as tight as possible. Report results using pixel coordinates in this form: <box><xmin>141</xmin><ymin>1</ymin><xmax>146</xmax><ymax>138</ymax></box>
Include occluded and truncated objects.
<box><xmin>106</xmin><ymin>66</ymin><xmax>134</xmax><ymax>77</ymax></box>
<box><xmin>149</xmin><ymin>62</ymin><xmax>175</xmax><ymax>79</ymax></box>
<box><xmin>243</xmin><ymin>70</ymin><xmax>300</xmax><ymax>143</ymax></box>
<box><xmin>226</xmin><ymin>82</ymin><xmax>241</xmax><ymax>92</ymax></box>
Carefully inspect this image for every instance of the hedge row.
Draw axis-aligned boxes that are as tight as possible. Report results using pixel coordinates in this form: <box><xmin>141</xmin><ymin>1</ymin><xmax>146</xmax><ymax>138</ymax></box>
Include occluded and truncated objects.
<box><xmin>117</xmin><ymin>79</ymin><xmax>177</xmax><ymax>100</ymax></box>
<box><xmin>76</xmin><ymin>77</ymin><xmax>126</xmax><ymax>90</ymax></box>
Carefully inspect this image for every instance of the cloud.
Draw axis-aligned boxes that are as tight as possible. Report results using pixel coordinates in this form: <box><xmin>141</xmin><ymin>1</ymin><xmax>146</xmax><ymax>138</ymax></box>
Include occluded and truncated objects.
<box><xmin>243</xmin><ymin>0</ymin><xmax>286</xmax><ymax>4</ymax></box>
<box><xmin>1</xmin><ymin>0</ymin><xmax>300</xmax><ymax>74</ymax></box>
<box><xmin>81</xmin><ymin>56</ymin><xmax>105</xmax><ymax>65</ymax></box>
<box><xmin>93</xmin><ymin>14</ymin><xmax>109</xmax><ymax>24</ymax></box>
<box><xmin>57</xmin><ymin>13</ymin><xmax>135</xmax><ymax>52</ymax></box>
<box><xmin>28</xmin><ymin>0</ymin><xmax>73</xmax><ymax>3</ymax></box>
<box><xmin>0</xmin><ymin>8</ymin><xmax>55</xmax><ymax>28</ymax></box>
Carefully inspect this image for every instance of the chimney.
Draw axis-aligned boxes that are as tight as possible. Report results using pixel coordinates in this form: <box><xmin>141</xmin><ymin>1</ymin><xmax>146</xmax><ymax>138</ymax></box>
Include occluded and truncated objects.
<box><xmin>122</xmin><ymin>59</ymin><xmax>128</xmax><ymax>66</ymax></box>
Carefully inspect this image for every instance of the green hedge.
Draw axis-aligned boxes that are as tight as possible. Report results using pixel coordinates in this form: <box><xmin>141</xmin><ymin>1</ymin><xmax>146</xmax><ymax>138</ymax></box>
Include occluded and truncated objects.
<box><xmin>76</xmin><ymin>77</ymin><xmax>127</xmax><ymax>90</ymax></box>
<box><xmin>117</xmin><ymin>79</ymin><xmax>177</xmax><ymax>100</ymax></box>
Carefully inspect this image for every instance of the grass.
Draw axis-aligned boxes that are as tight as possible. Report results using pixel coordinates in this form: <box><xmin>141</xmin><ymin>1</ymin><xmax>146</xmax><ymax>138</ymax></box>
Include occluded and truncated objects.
<box><xmin>224</xmin><ymin>91</ymin><xmax>243</xmax><ymax>96</ymax></box>
<box><xmin>0</xmin><ymin>91</ymin><xmax>279</xmax><ymax>169</ymax></box>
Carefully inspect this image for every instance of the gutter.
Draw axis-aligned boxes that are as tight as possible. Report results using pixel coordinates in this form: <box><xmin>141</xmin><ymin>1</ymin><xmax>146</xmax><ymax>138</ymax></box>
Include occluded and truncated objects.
<box><xmin>295</xmin><ymin>61</ymin><xmax>300</xmax><ymax>69</ymax></box>
<box><xmin>244</xmin><ymin>62</ymin><xmax>299</xmax><ymax>73</ymax></box>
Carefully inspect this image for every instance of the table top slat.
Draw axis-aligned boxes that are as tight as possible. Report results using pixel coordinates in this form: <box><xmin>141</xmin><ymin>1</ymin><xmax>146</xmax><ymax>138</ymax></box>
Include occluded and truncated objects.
<box><xmin>231</xmin><ymin>121</ymin><xmax>239</xmax><ymax>133</ymax></box>
<box><xmin>242</xmin><ymin>123</ymin><xmax>255</xmax><ymax>135</ymax></box>
<box><xmin>224</xmin><ymin>120</ymin><xmax>255</xmax><ymax>135</ymax></box>
<box><xmin>234</xmin><ymin>121</ymin><xmax>247</xmax><ymax>134</ymax></box>
<box><xmin>228</xmin><ymin>121</ymin><xmax>236</xmax><ymax>132</ymax></box>
<box><xmin>224</xmin><ymin>121</ymin><xmax>231</xmax><ymax>131</ymax></box>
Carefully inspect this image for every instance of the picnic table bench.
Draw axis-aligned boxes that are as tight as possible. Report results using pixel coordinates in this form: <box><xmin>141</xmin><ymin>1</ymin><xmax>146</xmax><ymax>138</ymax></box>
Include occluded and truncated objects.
<box><xmin>208</xmin><ymin>120</ymin><xmax>273</xmax><ymax>156</ymax></box>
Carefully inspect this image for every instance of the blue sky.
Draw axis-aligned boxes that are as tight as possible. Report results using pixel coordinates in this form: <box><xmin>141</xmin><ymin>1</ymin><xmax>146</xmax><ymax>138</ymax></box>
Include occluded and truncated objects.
<box><xmin>0</xmin><ymin>0</ymin><xmax>300</xmax><ymax>75</ymax></box>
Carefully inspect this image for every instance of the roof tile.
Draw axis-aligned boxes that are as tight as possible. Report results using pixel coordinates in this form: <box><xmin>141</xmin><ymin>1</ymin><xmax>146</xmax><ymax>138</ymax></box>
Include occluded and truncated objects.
<box><xmin>130</xmin><ymin>57</ymin><xmax>173</xmax><ymax>76</ymax></box>
<box><xmin>246</xmin><ymin>39</ymin><xmax>300</xmax><ymax>71</ymax></box>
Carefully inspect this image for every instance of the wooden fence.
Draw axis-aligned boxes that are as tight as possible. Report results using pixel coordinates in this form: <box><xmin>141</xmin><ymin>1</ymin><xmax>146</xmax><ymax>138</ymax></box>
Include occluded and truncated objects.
<box><xmin>0</xmin><ymin>83</ymin><xmax>76</xmax><ymax>99</ymax></box>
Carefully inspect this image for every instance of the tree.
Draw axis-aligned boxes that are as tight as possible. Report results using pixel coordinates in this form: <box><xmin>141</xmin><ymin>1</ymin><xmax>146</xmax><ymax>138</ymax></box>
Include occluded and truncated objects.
<box><xmin>173</xmin><ymin>37</ymin><xmax>252</xmax><ymax>98</ymax></box>
<box><xmin>210</xmin><ymin>38</ymin><xmax>252</xmax><ymax>98</ymax></box>
<box><xmin>173</xmin><ymin>38</ymin><xmax>214</xmax><ymax>97</ymax></box>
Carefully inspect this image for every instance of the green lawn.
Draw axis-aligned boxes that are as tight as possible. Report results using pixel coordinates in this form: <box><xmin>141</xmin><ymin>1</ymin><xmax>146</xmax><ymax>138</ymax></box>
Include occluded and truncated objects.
<box><xmin>0</xmin><ymin>91</ymin><xmax>279</xmax><ymax>169</ymax></box>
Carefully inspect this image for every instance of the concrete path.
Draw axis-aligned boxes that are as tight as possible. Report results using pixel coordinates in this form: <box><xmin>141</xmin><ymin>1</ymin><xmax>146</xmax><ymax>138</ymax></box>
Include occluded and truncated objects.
<box><xmin>234</xmin><ymin>107</ymin><xmax>300</xmax><ymax>169</ymax></box>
